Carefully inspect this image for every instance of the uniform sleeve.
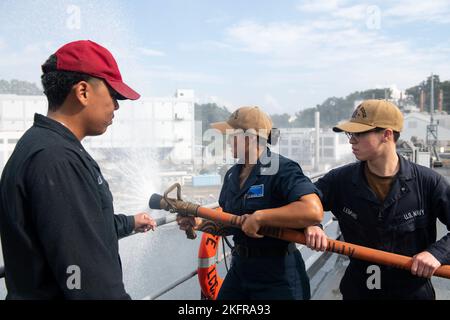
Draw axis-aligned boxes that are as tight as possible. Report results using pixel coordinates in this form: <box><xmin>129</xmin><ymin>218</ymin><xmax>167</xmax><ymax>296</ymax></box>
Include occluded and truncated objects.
<box><xmin>314</xmin><ymin>170</ymin><xmax>337</xmax><ymax>213</ymax></box>
<box><xmin>114</xmin><ymin>214</ymin><xmax>135</xmax><ymax>239</ymax></box>
<box><xmin>29</xmin><ymin>157</ymin><xmax>131</xmax><ymax>299</ymax></box>
<box><xmin>274</xmin><ymin>161</ymin><xmax>321</xmax><ymax>203</ymax></box>
<box><xmin>426</xmin><ymin>175</ymin><xmax>450</xmax><ymax>264</ymax></box>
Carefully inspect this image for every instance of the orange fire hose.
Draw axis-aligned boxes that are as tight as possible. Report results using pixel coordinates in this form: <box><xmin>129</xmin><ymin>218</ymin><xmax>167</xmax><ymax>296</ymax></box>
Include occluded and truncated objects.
<box><xmin>195</xmin><ymin>206</ymin><xmax>450</xmax><ymax>279</ymax></box>
<box><xmin>149</xmin><ymin>187</ymin><xmax>450</xmax><ymax>280</ymax></box>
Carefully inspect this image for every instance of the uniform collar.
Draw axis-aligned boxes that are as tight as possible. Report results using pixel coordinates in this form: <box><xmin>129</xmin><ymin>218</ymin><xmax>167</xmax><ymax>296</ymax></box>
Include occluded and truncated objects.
<box><xmin>233</xmin><ymin>148</ymin><xmax>273</xmax><ymax>174</ymax></box>
<box><xmin>33</xmin><ymin>113</ymin><xmax>84</xmax><ymax>150</ymax></box>
<box><xmin>229</xmin><ymin>148</ymin><xmax>274</xmax><ymax>197</ymax></box>
<box><xmin>396</xmin><ymin>154</ymin><xmax>415</xmax><ymax>180</ymax></box>
<box><xmin>349</xmin><ymin>153</ymin><xmax>415</xmax><ymax>207</ymax></box>
<box><xmin>351</xmin><ymin>153</ymin><xmax>414</xmax><ymax>186</ymax></box>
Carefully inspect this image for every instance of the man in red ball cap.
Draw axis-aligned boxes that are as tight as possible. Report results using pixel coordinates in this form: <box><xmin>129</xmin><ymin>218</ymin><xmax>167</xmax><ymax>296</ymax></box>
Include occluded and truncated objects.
<box><xmin>0</xmin><ymin>40</ymin><xmax>156</xmax><ymax>299</ymax></box>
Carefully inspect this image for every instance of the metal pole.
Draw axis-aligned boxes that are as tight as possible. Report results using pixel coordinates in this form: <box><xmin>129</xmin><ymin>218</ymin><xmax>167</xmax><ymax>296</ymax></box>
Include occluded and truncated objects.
<box><xmin>141</xmin><ymin>250</ymin><xmax>232</xmax><ymax>300</ymax></box>
<box><xmin>314</xmin><ymin>111</ymin><xmax>320</xmax><ymax>172</ymax></box>
<box><xmin>431</xmin><ymin>73</ymin><xmax>434</xmax><ymax>123</ymax></box>
<box><xmin>141</xmin><ymin>270</ymin><xmax>198</xmax><ymax>300</ymax></box>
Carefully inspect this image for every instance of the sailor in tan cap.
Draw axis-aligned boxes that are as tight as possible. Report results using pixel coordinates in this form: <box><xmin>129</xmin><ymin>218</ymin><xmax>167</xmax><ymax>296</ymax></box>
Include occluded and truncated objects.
<box><xmin>178</xmin><ymin>106</ymin><xmax>324</xmax><ymax>300</ymax></box>
<box><xmin>333</xmin><ymin>99</ymin><xmax>404</xmax><ymax>133</ymax></box>
<box><xmin>211</xmin><ymin>106</ymin><xmax>274</xmax><ymax>165</ymax></box>
<box><xmin>333</xmin><ymin>99</ymin><xmax>403</xmax><ymax>160</ymax></box>
<box><xmin>306</xmin><ymin>99</ymin><xmax>450</xmax><ymax>300</ymax></box>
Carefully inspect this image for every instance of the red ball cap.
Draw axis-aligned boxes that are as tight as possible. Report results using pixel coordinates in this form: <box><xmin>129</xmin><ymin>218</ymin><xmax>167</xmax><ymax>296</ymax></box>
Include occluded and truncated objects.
<box><xmin>54</xmin><ymin>40</ymin><xmax>140</xmax><ymax>100</ymax></box>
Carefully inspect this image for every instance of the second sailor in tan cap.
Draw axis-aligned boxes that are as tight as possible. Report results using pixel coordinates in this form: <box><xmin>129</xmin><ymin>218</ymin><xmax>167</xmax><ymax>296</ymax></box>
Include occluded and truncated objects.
<box><xmin>177</xmin><ymin>105</ymin><xmax>324</xmax><ymax>300</ymax></box>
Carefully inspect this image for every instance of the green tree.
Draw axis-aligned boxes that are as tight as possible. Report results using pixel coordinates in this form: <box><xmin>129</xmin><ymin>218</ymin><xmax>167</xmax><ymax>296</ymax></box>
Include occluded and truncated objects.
<box><xmin>0</xmin><ymin>79</ymin><xmax>43</xmax><ymax>95</ymax></box>
<box><xmin>406</xmin><ymin>74</ymin><xmax>441</xmax><ymax>112</ymax></box>
<box><xmin>292</xmin><ymin>108</ymin><xmax>317</xmax><ymax>127</ymax></box>
<box><xmin>290</xmin><ymin>88</ymin><xmax>391</xmax><ymax>128</ymax></box>
<box><xmin>271</xmin><ymin>113</ymin><xmax>292</xmax><ymax>128</ymax></box>
<box><xmin>439</xmin><ymin>80</ymin><xmax>450</xmax><ymax>113</ymax></box>
<box><xmin>195</xmin><ymin>103</ymin><xmax>231</xmax><ymax>146</ymax></box>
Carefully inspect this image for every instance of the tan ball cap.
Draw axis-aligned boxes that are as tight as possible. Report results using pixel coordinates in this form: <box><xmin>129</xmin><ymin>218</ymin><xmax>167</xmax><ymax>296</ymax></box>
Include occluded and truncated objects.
<box><xmin>211</xmin><ymin>106</ymin><xmax>273</xmax><ymax>139</ymax></box>
<box><xmin>333</xmin><ymin>99</ymin><xmax>403</xmax><ymax>133</ymax></box>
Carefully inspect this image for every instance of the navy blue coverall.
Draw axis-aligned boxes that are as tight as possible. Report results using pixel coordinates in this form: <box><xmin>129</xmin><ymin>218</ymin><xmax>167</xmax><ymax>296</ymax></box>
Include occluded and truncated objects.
<box><xmin>217</xmin><ymin>149</ymin><xmax>321</xmax><ymax>300</ymax></box>
<box><xmin>315</xmin><ymin>155</ymin><xmax>450</xmax><ymax>299</ymax></box>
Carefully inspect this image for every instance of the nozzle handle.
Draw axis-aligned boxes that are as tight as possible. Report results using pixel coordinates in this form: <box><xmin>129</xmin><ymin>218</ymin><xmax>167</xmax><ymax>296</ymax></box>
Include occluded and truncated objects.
<box><xmin>185</xmin><ymin>227</ymin><xmax>197</xmax><ymax>240</ymax></box>
<box><xmin>149</xmin><ymin>193</ymin><xmax>163</xmax><ymax>210</ymax></box>
<box><xmin>150</xmin><ymin>193</ymin><xmax>197</xmax><ymax>239</ymax></box>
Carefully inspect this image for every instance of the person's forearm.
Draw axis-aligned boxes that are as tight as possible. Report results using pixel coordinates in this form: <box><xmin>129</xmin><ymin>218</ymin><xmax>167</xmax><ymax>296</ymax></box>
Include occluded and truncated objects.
<box><xmin>255</xmin><ymin>196</ymin><xmax>323</xmax><ymax>229</ymax></box>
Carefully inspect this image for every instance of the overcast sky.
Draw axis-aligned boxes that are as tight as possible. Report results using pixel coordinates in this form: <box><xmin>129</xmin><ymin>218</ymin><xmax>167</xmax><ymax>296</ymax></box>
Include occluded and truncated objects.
<box><xmin>1</xmin><ymin>0</ymin><xmax>449</xmax><ymax>114</ymax></box>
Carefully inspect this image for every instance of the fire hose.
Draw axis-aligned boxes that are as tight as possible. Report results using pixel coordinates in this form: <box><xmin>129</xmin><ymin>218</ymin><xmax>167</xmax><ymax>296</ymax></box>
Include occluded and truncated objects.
<box><xmin>149</xmin><ymin>183</ymin><xmax>450</xmax><ymax>280</ymax></box>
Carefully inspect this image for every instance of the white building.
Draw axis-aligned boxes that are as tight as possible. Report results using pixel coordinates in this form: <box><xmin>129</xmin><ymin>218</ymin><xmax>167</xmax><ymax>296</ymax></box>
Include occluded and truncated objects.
<box><xmin>0</xmin><ymin>95</ymin><xmax>47</xmax><ymax>171</ymax></box>
<box><xmin>403</xmin><ymin>112</ymin><xmax>450</xmax><ymax>147</ymax></box>
<box><xmin>0</xmin><ymin>89</ymin><xmax>196</xmax><ymax>170</ymax></box>
<box><xmin>84</xmin><ymin>89</ymin><xmax>196</xmax><ymax>164</ymax></box>
<box><xmin>278</xmin><ymin>128</ymin><xmax>352</xmax><ymax>171</ymax></box>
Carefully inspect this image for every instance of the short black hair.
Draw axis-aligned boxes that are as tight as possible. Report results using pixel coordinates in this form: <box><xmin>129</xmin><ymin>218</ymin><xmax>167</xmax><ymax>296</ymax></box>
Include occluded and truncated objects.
<box><xmin>253</xmin><ymin>128</ymin><xmax>279</xmax><ymax>147</ymax></box>
<box><xmin>267</xmin><ymin>128</ymin><xmax>280</xmax><ymax>146</ymax></box>
<box><xmin>375</xmin><ymin>127</ymin><xmax>400</xmax><ymax>142</ymax></box>
<box><xmin>41</xmin><ymin>54</ymin><xmax>96</xmax><ymax>111</ymax></box>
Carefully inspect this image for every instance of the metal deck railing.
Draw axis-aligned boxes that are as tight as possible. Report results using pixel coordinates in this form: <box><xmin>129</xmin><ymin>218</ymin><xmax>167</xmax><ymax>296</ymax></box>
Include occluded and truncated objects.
<box><xmin>141</xmin><ymin>213</ymin><xmax>337</xmax><ymax>300</ymax></box>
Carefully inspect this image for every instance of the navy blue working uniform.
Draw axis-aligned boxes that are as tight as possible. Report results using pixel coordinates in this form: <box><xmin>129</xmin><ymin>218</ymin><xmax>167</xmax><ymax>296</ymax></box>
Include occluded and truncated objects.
<box><xmin>315</xmin><ymin>155</ymin><xmax>450</xmax><ymax>299</ymax></box>
<box><xmin>217</xmin><ymin>149</ymin><xmax>320</xmax><ymax>300</ymax></box>
<box><xmin>0</xmin><ymin>114</ymin><xmax>134</xmax><ymax>299</ymax></box>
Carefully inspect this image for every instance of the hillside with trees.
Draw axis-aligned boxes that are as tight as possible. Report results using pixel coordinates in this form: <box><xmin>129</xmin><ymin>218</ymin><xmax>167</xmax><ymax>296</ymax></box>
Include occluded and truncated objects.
<box><xmin>405</xmin><ymin>74</ymin><xmax>450</xmax><ymax>113</ymax></box>
<box><xmin>271</xmin><ymin>88</ymin><xmax>391</xmax><ymax>128</ymax></box>
<box><xmin>4</xmin><ymin>75</ymin><xmax>447</xmax><ymax>130</ymax></box>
